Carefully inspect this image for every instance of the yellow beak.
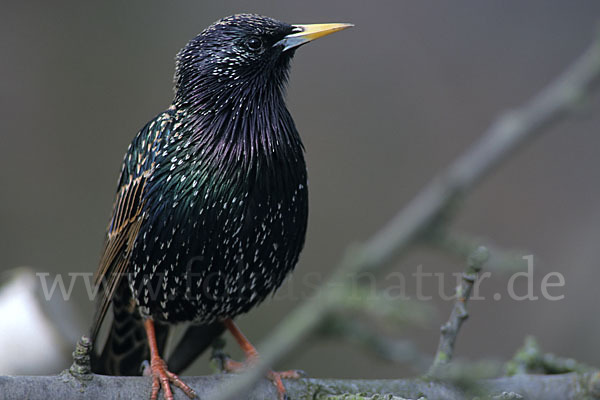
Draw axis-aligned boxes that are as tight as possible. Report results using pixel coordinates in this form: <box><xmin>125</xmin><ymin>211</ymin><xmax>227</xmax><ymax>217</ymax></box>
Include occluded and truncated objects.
<box><xmin>275</xmin><ymin>22</ymin><xmax>354</xmax><ymax>51</ymax></box>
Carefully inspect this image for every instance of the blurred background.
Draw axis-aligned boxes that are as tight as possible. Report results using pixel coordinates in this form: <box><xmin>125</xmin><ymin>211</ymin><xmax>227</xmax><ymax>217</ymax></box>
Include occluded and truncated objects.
<box><xmin>2</xmin><ymin>0</ymin><xmax>600</xmax><ymax>379</ymax></box>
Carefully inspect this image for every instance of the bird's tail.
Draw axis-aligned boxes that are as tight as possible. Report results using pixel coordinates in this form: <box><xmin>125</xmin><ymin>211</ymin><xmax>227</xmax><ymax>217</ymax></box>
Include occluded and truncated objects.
<box><xmin>90</xmin><ymin>281</ymin><xmax>225</xmax><ymax>375</ymax></box>
<box><xmin>91</xmin><ymin>282</ymin><xmax>169</xmax><ymax>376</ymax></box>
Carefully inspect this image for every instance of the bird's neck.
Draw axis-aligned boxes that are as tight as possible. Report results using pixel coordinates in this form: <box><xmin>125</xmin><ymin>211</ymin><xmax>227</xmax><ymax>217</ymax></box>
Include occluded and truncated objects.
<box><xmin>172</xmin><ymin>77</ymin><xmax>304</xmax><ymax>179</ymax></box>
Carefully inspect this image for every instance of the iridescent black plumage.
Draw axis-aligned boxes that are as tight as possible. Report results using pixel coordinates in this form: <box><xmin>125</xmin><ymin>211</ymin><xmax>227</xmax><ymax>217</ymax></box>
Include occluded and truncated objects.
<box><xmin>90</xmin><ymin>15</ymin><xmax>352</xmax><ymax>399</ymax></box>
<box><xmin>91</xmin><ymin>14</ymin><xmax>307</xmax><ymax>372</ymax></box>
<box><xmin>136</xmin><ymin>15</ymin><xmax>307</xmax><ymax>323</ymax></box>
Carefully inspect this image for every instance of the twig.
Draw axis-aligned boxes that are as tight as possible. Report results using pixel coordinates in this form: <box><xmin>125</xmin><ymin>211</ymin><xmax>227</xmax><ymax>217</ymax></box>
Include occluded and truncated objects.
<box><xmin>212</xmin><ymin>30</ymin><xmax>600</xmax><ymax>400</ymax></box>
<box><xmin>69</xmin><ymin>336</ymin><xmax>93</xmax><ymax>377</ymax></box>
<box><xmin>427</xmin><ymin>229</ymin><xmax>529</xmax><ymax>273</ymax></box>
<box><xmin>430</xmin><ymin>247</ymin><xmax>489</xmax><ymax>373</ymax></box>
<box><xmin>506</xmin><ymin>336</ymin><xmax>595</xmax><ymax>376</ymax></box>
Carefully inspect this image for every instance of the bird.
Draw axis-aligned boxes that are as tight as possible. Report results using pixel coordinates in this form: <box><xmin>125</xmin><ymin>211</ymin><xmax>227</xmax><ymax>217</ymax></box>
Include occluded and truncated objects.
<box><xmin>89</xmin><ymin>13</ymin><xmax>352</xmax><ymax>400</ymax></box>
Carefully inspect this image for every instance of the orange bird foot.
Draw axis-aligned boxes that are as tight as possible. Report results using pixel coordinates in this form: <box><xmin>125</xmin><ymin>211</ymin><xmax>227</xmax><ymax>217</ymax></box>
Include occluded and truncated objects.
<box><xmin>222</xmin><ymin>319</ymin><xmax>305</xmax><ymax>400</ymax></box>
<box><xmin>144</xmin><ymin>319</ymin><xmax>196</xmax><ymax>400</ymax></box>
<box><xmin>221</xmin><ymin>356</ymin><xmax>304</xmax><ymax>400</ymax></box>
<box><xmin>148</xmin><ymin>356</ymin><xmax>196</xmax><ymax>400</ymax></box>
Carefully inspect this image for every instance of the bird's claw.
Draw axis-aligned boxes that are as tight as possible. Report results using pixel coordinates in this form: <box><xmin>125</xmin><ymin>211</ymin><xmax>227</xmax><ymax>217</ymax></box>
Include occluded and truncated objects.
<box><xmin>279</xmin><ymin>369</ymin><xmax>306</xmax><ymax>378</ymax></box>
<box><xmin>267</xmin><ymin>370</ymin><xmax>302</xmax><ymax>400</ymax></box>
<box><xmin>149</xmin><ymin>356</ymin><xmax>196</xmax><ymax>400</ymax></box>
<box><xmin>221</xmin><ymin>355</ymin><xmax>303</xmax><ymax>400</ymax></box>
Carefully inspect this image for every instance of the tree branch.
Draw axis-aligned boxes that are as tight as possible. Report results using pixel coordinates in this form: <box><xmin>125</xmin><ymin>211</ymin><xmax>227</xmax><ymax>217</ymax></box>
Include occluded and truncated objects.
<box><xmin>430</xmin><ymin>247</ymin><xmax>489</xmax><ymax>372</ymax></box>
<box><xmin>2</xmin><ymin>371</ymin><xmax>600</xmax><ymax>400</ymax></box>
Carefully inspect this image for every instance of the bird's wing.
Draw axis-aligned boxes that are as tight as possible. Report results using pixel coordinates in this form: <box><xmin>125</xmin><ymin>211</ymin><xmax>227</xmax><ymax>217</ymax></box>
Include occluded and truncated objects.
<box><xmin>90</xmin><ymin>174</ymin><xmax>148</xmax><ymax>341</ymax></box>
<box><xmin>90</xmin><ymin>111</ymin><xmax>172</xmax><ymax>342</ymax></box>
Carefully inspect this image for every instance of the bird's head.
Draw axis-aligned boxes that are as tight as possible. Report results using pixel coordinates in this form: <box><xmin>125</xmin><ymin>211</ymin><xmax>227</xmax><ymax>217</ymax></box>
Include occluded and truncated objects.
<box><xmin>174</xmin><ymin>14</ymin><xmax>352</xmax><ymax>109</ymax></box>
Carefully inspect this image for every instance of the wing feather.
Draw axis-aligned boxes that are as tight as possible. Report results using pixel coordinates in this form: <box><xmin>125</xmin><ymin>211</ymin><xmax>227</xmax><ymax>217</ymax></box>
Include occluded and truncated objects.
<box><xmin>90</xmin><ymin>175</ymin><xmax>147</xmax><ymax>341</ymax></box>
<box><xmin>90</xmin><ymin>110</ymin><xmax>172</xmax><ymax>342</ymax></box>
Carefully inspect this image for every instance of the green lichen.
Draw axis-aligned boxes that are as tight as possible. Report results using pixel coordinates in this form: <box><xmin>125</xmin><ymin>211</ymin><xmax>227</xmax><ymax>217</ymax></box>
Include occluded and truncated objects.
<box><xmin>324</xmin><ymin>394</ymin><xmax>427</xmax><ymax>400</ymax></box>
<box><xmin>506</xmin><ymin>336</ymin><xmax>593</xmax><ymax>376</ymax></box>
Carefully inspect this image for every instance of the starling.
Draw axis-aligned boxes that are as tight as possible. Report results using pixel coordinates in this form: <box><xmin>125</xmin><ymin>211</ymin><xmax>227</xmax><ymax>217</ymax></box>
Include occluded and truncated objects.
<box><xmin>90</xmin><ymin>14</ymin><xmax>352</xmax><ymax>400</ymax></box>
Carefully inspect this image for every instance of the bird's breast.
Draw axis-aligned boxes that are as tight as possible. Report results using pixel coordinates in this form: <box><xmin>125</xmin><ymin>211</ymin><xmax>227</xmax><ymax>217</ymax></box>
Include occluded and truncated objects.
<box><xmin>129</xmin><ymin>140</ymin><xmax>308</xmax><ymax>323</ymax></box>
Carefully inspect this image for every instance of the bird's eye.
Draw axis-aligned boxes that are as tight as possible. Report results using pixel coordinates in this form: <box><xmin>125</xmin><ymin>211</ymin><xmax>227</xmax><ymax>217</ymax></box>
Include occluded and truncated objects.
<box><xmin>246</xmin><ymin>37</ymin><xmax>263</xmax><ymax>51</ymax></box>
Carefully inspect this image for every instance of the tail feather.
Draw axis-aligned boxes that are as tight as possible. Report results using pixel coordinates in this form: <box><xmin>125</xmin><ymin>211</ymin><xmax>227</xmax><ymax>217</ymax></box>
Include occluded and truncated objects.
<box><xmin>91</xmin><ymin>282</ymin><xmax>169</xmax><ymax>376</ymax></box>
<box><xmin>91</xmin><ymin>281</ymin><xmax>224</xmax><ymax>375</ymax></box>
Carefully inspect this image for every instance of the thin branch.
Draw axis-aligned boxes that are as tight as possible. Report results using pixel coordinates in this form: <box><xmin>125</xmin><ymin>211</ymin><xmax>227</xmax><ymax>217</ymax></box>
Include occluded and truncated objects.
<box><xmin>212</xmin><ymin>31</ymin><xmax>600</xmax><ymax>400</ymax></box>
<box><xmin>69</xmin><ymin>336</ymin><xmax>93</xmax><ymax>377</ymax></box>
<box><xmin>506</xmin><ymin>336</ymin><xmax>595</xmax><ymax>376</ymax></box>
<box><xmin>427</xmin><ymin>229</ymin><xmax>529</xmax><ymax>273</ymax></box>
<box><xmin>430</xmin><ymin>247</ymin><xmax>489</xmax><ymax>373</ymax></box>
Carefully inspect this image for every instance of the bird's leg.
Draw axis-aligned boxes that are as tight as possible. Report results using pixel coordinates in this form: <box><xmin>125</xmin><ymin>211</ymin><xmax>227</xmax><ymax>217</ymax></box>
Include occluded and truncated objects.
<box><xmin>222</xmin><ymin>319</ymin><xmax>304</xmax><ymax>400</ymax></box>
<box><xmin>144</xmin><ymin>319</ymin><xmax>196</xmax><ymax>400</ymax></box>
